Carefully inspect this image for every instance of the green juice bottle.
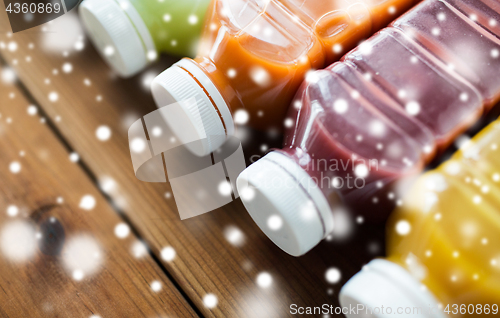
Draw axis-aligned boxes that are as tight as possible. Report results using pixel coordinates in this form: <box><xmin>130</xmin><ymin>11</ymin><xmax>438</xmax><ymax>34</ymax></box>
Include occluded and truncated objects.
<box><xmin>79</xmin><ymin>0</ymin><xmax>210</xmax><ymax>77</ymax></box>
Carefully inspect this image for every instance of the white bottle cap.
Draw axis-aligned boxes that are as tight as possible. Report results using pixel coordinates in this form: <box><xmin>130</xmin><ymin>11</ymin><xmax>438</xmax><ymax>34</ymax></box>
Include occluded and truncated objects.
<box><xmin>151</xmin><ymin>59</ymin><xmax>234</xmax><ymax>156</ymax></box>
<box><xmin>340</xmin><ymin>259</ymin><xmax>445</xmax><ymax>318</ymax></box>
<box><xmin>236</xmin><ymin>152</ymin><xmax>334</xmax><ymax>256</ymax></box>
<box><xmin>79</xmin><ymin>0</ymin><xmax>157</xmax><ymax>77</ymax></box>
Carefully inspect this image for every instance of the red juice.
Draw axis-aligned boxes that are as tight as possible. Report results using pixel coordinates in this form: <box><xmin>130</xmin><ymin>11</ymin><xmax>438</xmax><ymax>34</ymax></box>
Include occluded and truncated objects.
<box><xmin>237</xmin><ymin>0</ymin><xmax>500</xmax><ymax>256</ymax></box>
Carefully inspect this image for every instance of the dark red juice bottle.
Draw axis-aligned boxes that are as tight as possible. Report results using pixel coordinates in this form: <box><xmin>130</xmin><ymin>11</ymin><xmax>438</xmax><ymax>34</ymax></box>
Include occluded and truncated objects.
<box><xmin>237</xmin><ymin>0</ymin><xmax>500</xmax><ymax>256</ymax></box>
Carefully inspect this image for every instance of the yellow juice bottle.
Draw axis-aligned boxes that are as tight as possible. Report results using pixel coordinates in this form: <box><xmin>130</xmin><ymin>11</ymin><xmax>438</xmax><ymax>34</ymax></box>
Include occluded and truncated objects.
<box><xmin>340</xmin><ymin>119</ymin><xmax>500</xmax><ymax>317</ymax></box>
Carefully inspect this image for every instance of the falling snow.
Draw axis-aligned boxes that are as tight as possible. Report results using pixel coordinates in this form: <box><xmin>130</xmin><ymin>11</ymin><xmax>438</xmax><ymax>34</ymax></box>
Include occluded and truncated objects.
<box><xmin>325</xmin><ymin>268</ymin><xmax>341</xmax><ymax>284</ymax></box>
<box><xmin>395</xmin><ymin>220</ymin><xmax>411</xmax><ymax>236</ymax></box>
<box><xmin>0</xmin><ymin>1</ymin><xmax>499</xmax><ymax>310</ymax></box>
<box><xmin>69</xmin><ymin>152</ymin><xmax>80</xmax><ymax>162</ymax></box>
<box><xmin>250</xmin><ymin>67</ymin><xmax>271</xmax><ymax>87</ymax></box>
<box><xmin>405</xmin><ymin>101</ymin><xmax>421</xmax><ymax>116</ymax></box>
<box><xmin>130</xmin><ymin>137</ymin><xmax>147</xmax><ymax>153</ymax></box>
<box><xmin>27</xmin><ymin>105</ymin><xmax>37</xmax><ymax>115</ymax></box>
<box><xmin>79</xmin><ymin>195</ymin><xmax>96</xmax><ymax>211</ymax></box>
<box><xmin>7</xmin><ymin>41</ymin><xmax>17</xmax><ymax>52</ymax></box>
<box><xmin>358</xmin><ymin>41</ymin><xmax>373</xmax><ymax>55</ymax></box>
<box><xmin>218</xmin><ymin>181</ymin><xmax>232</xmax><ymax>197</ymax></box>
<box><xmin>96</xmin><ymin>125</ymin><xmax>112</xmax><ymax>141</ymax></box>
<box><xmin>62</xmin><ymin>62</ymin><xmax>73</xmax><ymax>73</ymax></box>
<box><xmin>203</xmin><ymin>294</ymin><xmax>218</xmax><ymax>309</ymax></box>
<box><xmin>188</xmin><ymin>14</ymin><xmax>199</xmax><ymax>25</ymax></box>
<box><xmin>224</xmin><ymin>226</ymin><xmax>245</xmax><ymax>247</ymax></box>
<box><xmin>147</xmin><ymin>51</ymin><xmax>158</xmax><ymax>61</ymax></box>
<box><xmin>240</xmin><ymin>186</ymin><xmax>255</xmax><ymax>202</ymax></box>
<box><xmin>227</xmin><ymin>68</ymin><xmax>237</xmax><ymax>78</ymax></box>
<box><xmin>99</xmin><ymin>176</ymin><xmax>117</xmax><ymax>194</ymax></box>
<box><xmin>9</xmin><ymin>161</ymin><xmax>21</xmax><ymax>174</ymax></box>
<box><xmin>1</xmin><ymin>68</ymin><xmax>16</xmax><ymax>84</ymax></box>
<box><xmin>333</xmin><ymin>99</ymin><xmax>348</xmax><ymax>114</ymax></box>
<box><xmin>1</xmin><ymin>221</ymin><xmax>37</xmax><ymax>262</ymax></box>
<box><xmin>267</xmin><ymin>215</ymin><xmax>283</xmax><ymax>231</ymax></box>
<box><xmin>62</xmin><ymin>234</ymin><xmax>102</xmax><ymax>280</ymax></box>
<box><xmin>114</xmin><ymin>223</ymin><xmax>130</xmax><ymax>239</ymax></box>
<box><xmin>368</xmin><ymin>120</ymin><xmax>386</xmax><ymax>137</ymax></box>
<box><xmin>104</xmin><ymin>46</ymin><xmax>115</xmax><ymax>57</ymax></box>
<box><xmin>256</xmin><ymin>272</ymin><xmax>273</xmax><ymax>288</ymax></box>
<box><xmin>234</xmin><ymin>109</ymin><xmax>249</xmax><ymax>125</ymax></box>
<box><xmin>150</xmin><ymin>280</ymin><xmax>162</xmax><ymax>292</ymax></box>
<box><xmin>48</xmin><ymin>91</ymin><xmax>59</xmax><ymax>102</ymax></box>
<box><xmin>491</xmin><ymin>49</ymin><xmax>499</xmax><ymax>59</ymax></box>
<box><xmin>333</xmin><ymin>44</ymin><xmax>342</xmax><ymax>54</ymax></box>
<box><xmin>354</xmin><ymin>164</ymin><xmax>369</xmax><ymax>178</ymax></box>
<box><xmin>284</xmin><ymin>118</ymin><xmax>294</xmax><ymax>128</ymax></box>
<box><xmin>6</xmin><ymin>205</ymin><xmax>19</xmax><ymax>217</ymax></box>
<box><xmin>161</xmin><ymin>246</ymin><xmax>176</xmax><ymax>262</ymax></box>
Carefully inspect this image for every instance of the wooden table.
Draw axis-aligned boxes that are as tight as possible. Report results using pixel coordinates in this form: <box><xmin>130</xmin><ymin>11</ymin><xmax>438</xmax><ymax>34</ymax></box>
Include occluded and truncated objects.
<box><xmin>0</xmin><ymin>8</ymin><xmax>387</xmax><ymax>318</ymax></box>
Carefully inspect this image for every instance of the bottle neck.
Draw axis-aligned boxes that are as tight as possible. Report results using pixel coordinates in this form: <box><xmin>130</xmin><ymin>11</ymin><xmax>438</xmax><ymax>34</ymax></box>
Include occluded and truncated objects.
<box><xmin>271</xmin><ymin>151</ymin><xmax>336</xmax><ymax>237</ymax></box>
<box><xmin>151</xmin><ymin>59</ymin><xmax>234</xmax><ymax>156</ymax></box>
<box><xmin>179</xmin><ymin>59</ymin><xmax>235</xmax><ymax>138</ymax></box>
<box><xmin>79</xmin><ymin>0</ymin><xmax>155</xmax><ymax>77</ymax></box>
<box><xmin>340</xmin><ymin>259</ymin><xmax>445</xmax><ymax>318</ymax></box>
<box><xmin>193</xmin><ymin>57</ymin><xmax>243</xmax><ymax>113</ymax></box>
<box><xmin>237</xmin><ymin>151</ymin><xmax>335</xmax><ymax>256</ymax></box>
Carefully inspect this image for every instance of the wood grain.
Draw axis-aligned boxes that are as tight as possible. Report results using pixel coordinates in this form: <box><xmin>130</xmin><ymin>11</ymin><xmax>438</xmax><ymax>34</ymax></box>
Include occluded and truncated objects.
<box><xmin>0</xmin><ymin>66</ymin><xmax>198</xmax><ymax>317</ymax></box>
<box><xmin>0</xmin><ymin>10</ymin><xmax>386</xmax><ymax>317</ymax></box>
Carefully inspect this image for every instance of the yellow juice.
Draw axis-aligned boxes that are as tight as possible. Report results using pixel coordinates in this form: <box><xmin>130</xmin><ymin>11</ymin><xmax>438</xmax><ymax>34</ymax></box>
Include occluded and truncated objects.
<box><xmin>341</xmin><ymin>119</ymin><xmax>500</xmax><ymax>317</ymax></box>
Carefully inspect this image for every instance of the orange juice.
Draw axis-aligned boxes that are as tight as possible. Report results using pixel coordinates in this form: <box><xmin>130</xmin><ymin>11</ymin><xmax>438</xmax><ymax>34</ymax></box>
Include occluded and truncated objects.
<box><xmin>151</xmin><ymin>0</ymin><xmax>420</xmax><ymax>156</ymax></box>
<box><xmin>340</xmin><ymin>119</ymin><xmax>500</xmax><ymax>317</ymax></box>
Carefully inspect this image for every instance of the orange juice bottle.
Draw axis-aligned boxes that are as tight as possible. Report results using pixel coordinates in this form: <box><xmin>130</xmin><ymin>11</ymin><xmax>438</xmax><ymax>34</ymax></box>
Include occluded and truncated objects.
<box><xmin>151</xmin><ymin>0</ymin><xmax>420</xmax><ymax>156</ymax></box>
<box><xmin>340</xmin><ymin>119</ymin><xmax>500</xmax><ymax>317</ymax></box>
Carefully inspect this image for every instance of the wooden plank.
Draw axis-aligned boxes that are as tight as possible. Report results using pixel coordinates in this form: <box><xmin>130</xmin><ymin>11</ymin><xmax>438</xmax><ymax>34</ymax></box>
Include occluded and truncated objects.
<box><xmin>0</xmin><ymin>66</ymin><xmax>198</xmax><ymax>317</ymax></box>
<box><xmin>0</xmin><ymin>11</ymin><xmax>386</xmax><ymax>317</ymax></box>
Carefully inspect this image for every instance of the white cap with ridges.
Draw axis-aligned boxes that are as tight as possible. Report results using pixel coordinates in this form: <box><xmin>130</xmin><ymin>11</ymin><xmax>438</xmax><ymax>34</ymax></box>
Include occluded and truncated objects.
<box><xmin>236</xmin><ymin>151</ymin><xmax>334</xmax><ymax>256</ymax></box>
<box><xmin>151</xmin><ymin>58</ymin><xmax>234</xmax><ymax>156</ymax></box>
<box><xmin>79</xmin><ymin>0</ymin><xmax>157</xmax><ymax>77</ymax></box>
<box><xmin>340</xmin><ymin>259</ymin><xmax>445</xmax><ymax>318</ymax></box>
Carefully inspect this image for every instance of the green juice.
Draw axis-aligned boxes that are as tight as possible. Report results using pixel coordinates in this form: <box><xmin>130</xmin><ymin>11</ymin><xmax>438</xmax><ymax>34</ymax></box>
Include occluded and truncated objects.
<box><xmin>127</xmin><ymin>0</ymin><xmax>210</xmax><ymax>56</ymax></box>
<box><xmin>79</xmin><ymin>0</ymin><xmax>211</xmax><ymax>77</ymax></box>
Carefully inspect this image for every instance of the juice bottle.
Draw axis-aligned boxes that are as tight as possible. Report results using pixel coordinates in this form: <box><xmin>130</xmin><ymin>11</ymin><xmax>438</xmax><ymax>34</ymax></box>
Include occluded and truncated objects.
<box><xmin>79</xmin><ymin>0</ymin><xmax>211</xmax><ymax>77</ymax></box>
<box><xmin>340</xmin><ymin>119</ymin><xmax>500</xmax><ymax>318</ymax></box>
<box><xmin>151</xmin><ymin>0</ymin><xmax>421</xmax><ymax>156</ymax></box>
<box><xmin>236</xmin><ymin>0</ymin><xmax>500</xmax><ymax>256</ymax></box>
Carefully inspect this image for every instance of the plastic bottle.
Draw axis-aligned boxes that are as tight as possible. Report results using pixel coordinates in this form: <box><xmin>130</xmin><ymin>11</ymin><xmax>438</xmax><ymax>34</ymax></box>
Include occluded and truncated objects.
<box><xmin>151</xmin><ymin>0</ymin><xmax>420</xmax><ymax>156</ymax></box>
<box><xmin>79</xmin><ymin>0</ymin><xmax>211</xmax><ymax>77</ymax></box>
<box><xmin>339</xmin><ymin>118</ymin><xmax>500</xmax><ymax>318</ymax></box>
<box><xmin>236</xmin><ymin>0</ymin><xmax>500</xmax><ymax>256</ymax></box>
